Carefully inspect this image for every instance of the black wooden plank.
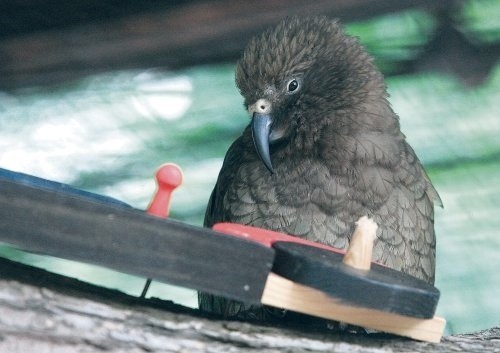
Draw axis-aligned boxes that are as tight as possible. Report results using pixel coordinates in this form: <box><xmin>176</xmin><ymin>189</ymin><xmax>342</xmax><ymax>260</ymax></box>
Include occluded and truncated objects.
<box><xmin>272</xmin><ymin>242</ymin><xmax>440</xmax><ymax>318</ymax></box>
<box><xmin>0</xmin><ymin>167</ymin><xmax>130</xmax><ymax>207</ymax></box>
<box><xmin>0</xmin><ymin>177</ymin><xmax>274</xmax><ymax>303</ymax></box>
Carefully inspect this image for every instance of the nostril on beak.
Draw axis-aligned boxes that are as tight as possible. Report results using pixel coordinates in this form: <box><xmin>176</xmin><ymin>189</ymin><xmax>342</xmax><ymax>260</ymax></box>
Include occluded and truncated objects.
<box><xmin>250</xmin><ymin>98</ymin><xmax>272</xmax><ymax>115</ymax></box>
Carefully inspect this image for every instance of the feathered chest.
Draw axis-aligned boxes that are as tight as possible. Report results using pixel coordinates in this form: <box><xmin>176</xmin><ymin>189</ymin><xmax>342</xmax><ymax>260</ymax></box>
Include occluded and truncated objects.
<box><xmin>223</xmin><ymin>157</ymin><xmax>353</xmax><ymax>215</ymax></box>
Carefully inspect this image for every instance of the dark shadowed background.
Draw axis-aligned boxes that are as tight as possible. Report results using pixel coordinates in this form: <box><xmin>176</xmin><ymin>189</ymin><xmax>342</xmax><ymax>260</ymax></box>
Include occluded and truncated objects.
<box><xmin>0</xmin><ymin>0</ymin><xmax>498</xmax><ymax>335</ymax></box>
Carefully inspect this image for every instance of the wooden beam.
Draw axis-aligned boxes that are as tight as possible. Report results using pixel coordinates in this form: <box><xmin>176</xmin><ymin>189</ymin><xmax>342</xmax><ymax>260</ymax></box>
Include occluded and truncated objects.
<box><xmin>0</xmin><ymin>0</ymin><xmax>451</xmax><ymax>88</ymax></box>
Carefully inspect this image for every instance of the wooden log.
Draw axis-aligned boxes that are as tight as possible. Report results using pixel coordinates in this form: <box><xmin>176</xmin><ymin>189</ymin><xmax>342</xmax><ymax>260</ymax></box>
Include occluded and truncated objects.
<box><xmin>0</xmin><ymin>257</ymin><xmax>498</xmax><ymax>352</ymax></box>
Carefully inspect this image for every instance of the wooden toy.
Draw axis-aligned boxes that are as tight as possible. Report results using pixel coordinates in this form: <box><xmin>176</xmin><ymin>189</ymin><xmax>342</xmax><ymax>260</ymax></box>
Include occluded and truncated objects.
<box><xmin>0</xmin><ymin>166</ymin><xmax>274</xmax><ymax>303</ymax></box>
<box><xmin>214</xmin><ymin>222</ymin><xmax>445</xmax><ymax>342</ymax></box>
<box><xmin>0</xmin><ymin>165</ymin><xmax>445</xmax><ymax>342</ymax></box>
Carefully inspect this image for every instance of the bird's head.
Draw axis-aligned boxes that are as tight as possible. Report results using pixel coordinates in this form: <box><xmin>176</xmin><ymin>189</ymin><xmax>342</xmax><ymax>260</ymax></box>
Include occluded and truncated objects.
<box><xmin>236</xmin><ymin>16</ymin><xmax>387</xmax><ymax>173</ymax></box>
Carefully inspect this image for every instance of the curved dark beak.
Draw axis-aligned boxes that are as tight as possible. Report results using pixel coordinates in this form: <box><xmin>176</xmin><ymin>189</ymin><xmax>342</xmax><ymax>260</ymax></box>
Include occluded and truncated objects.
<box><xmin>251</xmin><ymin>112</ymin><xmax>274</xmax><ymax>173</ymax></box>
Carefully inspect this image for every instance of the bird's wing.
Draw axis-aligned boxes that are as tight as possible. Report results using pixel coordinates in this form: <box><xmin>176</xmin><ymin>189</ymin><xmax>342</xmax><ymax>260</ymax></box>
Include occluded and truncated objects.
<box><xmin>404</xmin><ymin>142</ymin><xmax>442</xmax><ymax>208</ymax></box>
<box><xmin>372</xmin><ymin>142</ymin><xmax>438</xmax><ymax>283</ymax></box>
<box><xmin>204</xmin><ymin>136</ymin><xmax>245</xmax><ymax>227</ymax></box>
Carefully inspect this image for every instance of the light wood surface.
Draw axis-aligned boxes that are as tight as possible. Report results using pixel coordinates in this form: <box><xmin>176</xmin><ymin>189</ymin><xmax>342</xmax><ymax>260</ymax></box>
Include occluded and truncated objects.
<box><xmin>261</xmin><ymin>272</ymin><xmax>445</xmax><ymax>343</ymax></box>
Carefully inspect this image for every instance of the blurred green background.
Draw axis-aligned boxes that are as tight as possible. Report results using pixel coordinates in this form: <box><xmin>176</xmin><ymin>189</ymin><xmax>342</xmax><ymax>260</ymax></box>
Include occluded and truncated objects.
<box><xmin>1</xmin><ymin>4</ymin><xmax>499</xmax><ymax>335</ymax></box>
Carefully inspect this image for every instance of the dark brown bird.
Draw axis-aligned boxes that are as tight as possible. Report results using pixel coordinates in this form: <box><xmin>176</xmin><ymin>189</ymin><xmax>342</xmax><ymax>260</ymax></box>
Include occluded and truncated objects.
<box><xmin>199</xmin><ymin>16</ymin><xmax>441</xmax><ymax>319</ymax></box>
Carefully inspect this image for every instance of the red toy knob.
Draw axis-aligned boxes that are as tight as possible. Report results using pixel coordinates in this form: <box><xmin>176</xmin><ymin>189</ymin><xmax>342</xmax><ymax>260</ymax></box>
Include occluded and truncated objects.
<box><xmin>147</xmin><ymin>163</ymin><xmax>183</xmax><ymax>218</ymax></box>
<box><xmin>142</xmin><ymin>163</ymin><xmax>183</xmax><ymax>297</ymax></box>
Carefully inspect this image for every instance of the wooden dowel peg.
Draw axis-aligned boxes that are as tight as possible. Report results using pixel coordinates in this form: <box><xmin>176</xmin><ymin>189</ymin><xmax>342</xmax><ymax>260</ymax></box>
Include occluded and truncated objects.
<box><xmin>342</xmin><ymin>216</ymin><xmax>378</xmax><ymax>270</ymax></box>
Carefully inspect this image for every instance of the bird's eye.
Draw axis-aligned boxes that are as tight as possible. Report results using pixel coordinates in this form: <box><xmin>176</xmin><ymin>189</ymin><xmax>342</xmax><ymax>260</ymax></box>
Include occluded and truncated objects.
<box><xmin>287</xmin><ymin>79</ymin><xmax>299</xmax><ymax>93</ymax></box>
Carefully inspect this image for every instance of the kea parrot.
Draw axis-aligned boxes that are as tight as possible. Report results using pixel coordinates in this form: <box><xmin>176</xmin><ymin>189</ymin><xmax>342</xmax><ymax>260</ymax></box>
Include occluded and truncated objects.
<box><xmin>198</xmin><ymin>16</ymin><xmax>441</xmax><ymax>320</ymax></box>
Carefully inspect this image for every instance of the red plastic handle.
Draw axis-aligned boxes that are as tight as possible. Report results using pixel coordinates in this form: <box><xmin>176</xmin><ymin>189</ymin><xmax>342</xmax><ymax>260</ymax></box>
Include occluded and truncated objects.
<box><xmin>147</xmin><ymin>163</ymin><xmax>183</xmax><ymax>218</ymax></box>
<box><xmin>213</xmin><ymin>222</ymin><xmax>346</xmax><ymax>255</ymax></box>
